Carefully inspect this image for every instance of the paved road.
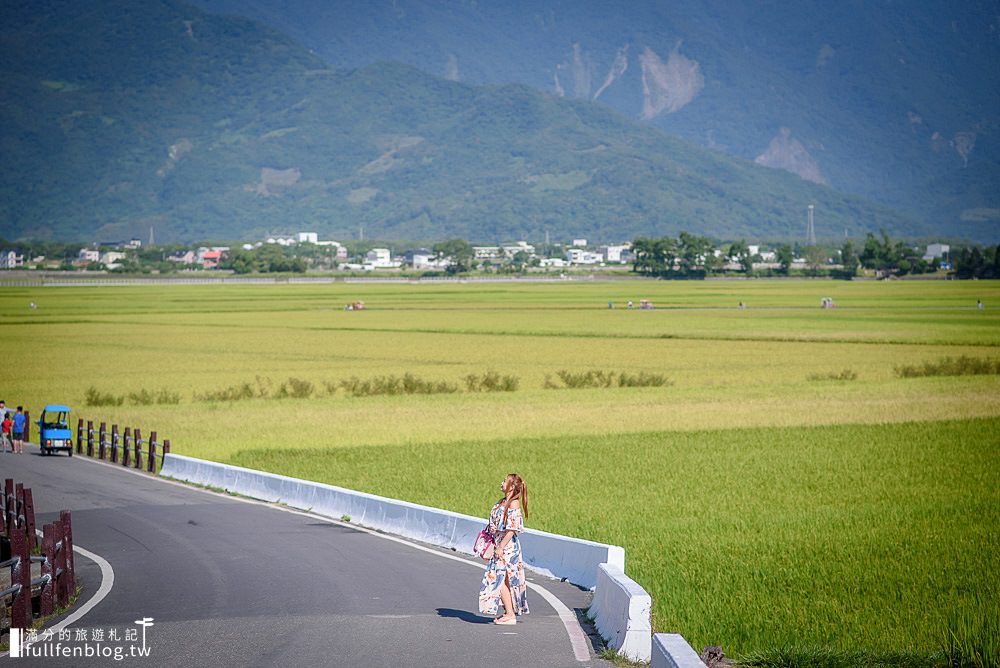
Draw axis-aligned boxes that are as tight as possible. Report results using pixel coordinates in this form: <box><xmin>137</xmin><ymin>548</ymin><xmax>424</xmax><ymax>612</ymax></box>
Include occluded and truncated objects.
<box><xmin>1</xmin><ymin>447</ymin><xmax>610</xmax><ymax>667</ymax></box>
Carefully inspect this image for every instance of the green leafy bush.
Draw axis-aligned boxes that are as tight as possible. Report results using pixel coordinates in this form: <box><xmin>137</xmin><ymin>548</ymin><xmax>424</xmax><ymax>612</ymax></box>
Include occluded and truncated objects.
<box><xmin>84</xmin><ymin>387</ymin><xmax>124</xmax><ymax>406</ymax></box>
<box><xmin>464</xmin><ymin>371</ymin><xmax>519</xmax><ymax>392</ymax></box>
<box><xmin>896</xmin><ymin>357</ymin><xmax>1000</xmax><ymax>378</ymax></box>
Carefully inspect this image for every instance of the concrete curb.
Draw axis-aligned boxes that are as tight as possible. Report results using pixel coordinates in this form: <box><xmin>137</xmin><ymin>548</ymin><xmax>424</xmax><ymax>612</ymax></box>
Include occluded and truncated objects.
<box><xmin>159</xmin><ymin>453</ymin><xmax>624</xmax><ymax>589</ymax></box>
<box><xmin>590</xmin><ymin>563</ymin><xmax>652</xmax><ymax>661</ymax></box>
<box><xmin>652</xmin><ymin>633</ymin><xmax>709</xmax><ymax>668</ymax></box>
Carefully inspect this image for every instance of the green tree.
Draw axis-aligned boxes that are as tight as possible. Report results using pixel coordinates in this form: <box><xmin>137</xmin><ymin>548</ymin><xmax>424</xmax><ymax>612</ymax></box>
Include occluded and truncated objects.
<box><xmin>728</xmin><ymin>240</ymin><xmax>752</xmax><ymax>273</ymax></box>
<box><xmin>776</xmin><ymin>244</ymin><xmax>794</xmax><ymax>274</ymax></box>
<box><xmin>840</xmin><ymin>240</ymin><xmax>859</xmax><ymax>275</ymax></box>
<box><xmin>433</xmin><ymin>239</ymin><xmax>473</xmax><ymax>273</ymax></box>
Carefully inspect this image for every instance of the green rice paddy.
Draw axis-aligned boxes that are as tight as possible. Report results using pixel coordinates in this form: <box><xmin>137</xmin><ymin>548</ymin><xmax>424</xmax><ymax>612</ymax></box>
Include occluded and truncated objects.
<box><xmin>3</xmin><ymin>278</ymin><xmax>998</xmax><ymax>664</ymax></box>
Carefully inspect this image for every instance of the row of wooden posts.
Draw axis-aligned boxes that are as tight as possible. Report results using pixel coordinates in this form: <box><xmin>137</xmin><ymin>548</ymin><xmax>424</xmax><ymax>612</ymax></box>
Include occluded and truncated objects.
<box><xmin>76</xmin><ymin>419</ymin><xmax>170</xmax><ymax>472</ymax></box>
<box><xmin>1</xmin><ymin>478</ymin><xmax>76</xmax><ymax>633</ymax></box>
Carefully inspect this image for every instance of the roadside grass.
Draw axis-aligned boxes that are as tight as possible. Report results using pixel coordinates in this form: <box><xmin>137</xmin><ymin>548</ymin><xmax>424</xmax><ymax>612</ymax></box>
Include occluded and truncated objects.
<box><xmin>228</xmin><ymin>418</ymin><xmax>1000</xmax><ymax>662</ymax></box>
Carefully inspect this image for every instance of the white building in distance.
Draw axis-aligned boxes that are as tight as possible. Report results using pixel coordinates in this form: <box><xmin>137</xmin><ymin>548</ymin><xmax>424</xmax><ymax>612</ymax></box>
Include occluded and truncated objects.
<box><xmin>923</xmin><ymin>243</ymin><xmax>950</xmax><ymax>261</ymax></box>
<box><xmin>566</xmin><ymin>248</ymin><xmax>602</xmax><ymax>264</ymax></box>
<box><xmin>601</xmin><ymin>245</ymin><xmax>630</xmax><ymax>263</ymax></box>
<box><xmin>365</xmin><ymin>248</ymin><xmax>395</xmax><ymax>267</ymax></box>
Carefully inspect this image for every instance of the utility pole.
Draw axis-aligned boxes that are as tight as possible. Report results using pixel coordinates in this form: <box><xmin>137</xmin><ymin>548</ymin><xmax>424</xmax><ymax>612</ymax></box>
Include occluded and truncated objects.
<box><xmin>359</xmin><ymin>226</ymin><xmax>364</xmax><ymax>241</ymax></box>
<box><xmin>806</xmin><ymin>204</ymin><xmax>816</xmax><ymax>246</ymax></box>
<box><xmin>149</xmin><ymin>225</ymin><xmax>155</xmax><ymax>247</ymax></box>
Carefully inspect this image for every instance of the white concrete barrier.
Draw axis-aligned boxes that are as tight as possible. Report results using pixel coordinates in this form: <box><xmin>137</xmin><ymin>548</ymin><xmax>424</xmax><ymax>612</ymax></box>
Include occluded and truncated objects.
<box><xmin>159</xmin><ymin>453</ymin><xmax>623</xmax><ymax>589</ymax></box>
<box><xmin>590</xmin><ymin>563</ymin><xmax>652</xmax><ymax>661</ymax></box>
<box><xmin>652</xmin><ymin>633</ymin><xmax>708</xmax><ymax>668</ymax></box>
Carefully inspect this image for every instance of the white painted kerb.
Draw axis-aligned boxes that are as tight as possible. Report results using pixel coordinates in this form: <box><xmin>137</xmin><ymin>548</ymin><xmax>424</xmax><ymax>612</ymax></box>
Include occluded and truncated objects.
<box><xmin>652</xmin><ymin>633</ymin><xmax>709</xmax><ymax>668</ymax></box>
<box><xmin>590</xmin><ymin>562</ymin><xmax>652</xmax><ymax>661</ymax></box>
<box><xmin>159</xmin><ymin>453</ymin><xmax>623</xmax><ymax>589</ymax></box>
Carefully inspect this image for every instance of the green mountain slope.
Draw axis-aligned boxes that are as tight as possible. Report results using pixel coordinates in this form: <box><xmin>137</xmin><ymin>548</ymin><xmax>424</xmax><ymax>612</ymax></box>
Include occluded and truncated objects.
<box><xmin>0</xmin><ymin>0</ymin><xmax>921</xmax><ymax>243</ymax></box>
<box><xmin>194</xmin><ymin>0</ymin><xmax>1000</xmax><ymax>241</ymax></box>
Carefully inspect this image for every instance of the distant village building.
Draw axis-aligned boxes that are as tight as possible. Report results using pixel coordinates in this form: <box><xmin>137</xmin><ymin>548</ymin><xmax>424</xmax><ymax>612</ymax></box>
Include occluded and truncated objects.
<box><xmin>195</xmin><ymin>247</ymin><xmax>227</xmax><ymax>269</ymax></box>
<box><xmin>125</xmin><ymin>238</ymin><xmax>142</xmax><ymax>249</ymax></box>
<box><xmin>297</xmin><ymin>232</ymin><xmax>318</xmax><ymax>244</ymax></box>
<box><xmin>923</xmin><ymin>243</ymin><xmax>950</xmax><ymax>262</ymax></box>
<box><xmin>473</xmin><ymin>246</ymin><xmax>502</xmax><ymax>261</ymax></box>
<box><xmin>565</xmin><ymin>248</ymin><xmax>602</xmax><ymax>265</ymax></box>
<box><xmin>99</xmin><ymin>251</ymin><xmax>127</xmax><ymax>266</ymax></box>
<box><xmin>600</xmin><ymin>245</ymin><xmax>631</xmax><ymax>263</ymax></box>
<box><xmin>502</xmin><ymin>241</ymin><xmax>536</xmax><ymax>258</ymax></box>
<box><xmin>539</xmin><ymin>257</ymin><xmax>567</xmax><ymax>268</ymax></box>
<box><xmin>168</xmin><ymin>250</ymin><xmax>196</xmax><ymax>264</ymax></box>
<box><xmin>200</xmin><ymin>250</ymin><xmax>222</xmax><ymax>269</ymax></box>
<box><xmin>403</xmin><ymin>248</ymin><xmax>438</xmax><ymax>269</ymax></box>
<box><xmin>0</xmin><ymin>249</ymin><xmax>23</xmax><ymax>269</ymax></box>
<box><xmin>78</xmin><ymin>248</ymin><xmax>100</xmax><ymax>263</ymax></box>
<box><xmin>365</xmin><ymin>248</ymin><xmax>395</xmax><ymax>268</ymax></box>
<box><xmin>572</xmin><ymin>239</ymin><xmax>588</xmax><ymax>248</ymax></box>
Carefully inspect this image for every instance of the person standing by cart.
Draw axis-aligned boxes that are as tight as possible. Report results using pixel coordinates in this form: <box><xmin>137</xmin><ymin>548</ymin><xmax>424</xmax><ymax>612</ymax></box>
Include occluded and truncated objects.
<box><xmin>11</xmin><ymin>406</ymin><xmax>26</xmax><ymax>454</ymax></box>
<box><xmin>1</xmin><ymin>410</ymin><xmax>12</xmax><ymax>453</ymax></box>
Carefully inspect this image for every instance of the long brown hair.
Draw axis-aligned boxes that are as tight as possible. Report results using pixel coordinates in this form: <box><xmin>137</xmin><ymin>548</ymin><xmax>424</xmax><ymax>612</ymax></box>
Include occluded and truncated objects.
<box><xmin>502</xmin><ymin>473</ymin><xmax>528</xmax><ymax>521</ymax></box>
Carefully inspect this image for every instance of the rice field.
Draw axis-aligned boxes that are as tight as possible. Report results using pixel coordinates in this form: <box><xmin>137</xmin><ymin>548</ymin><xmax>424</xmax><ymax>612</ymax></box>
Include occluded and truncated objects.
<box><xmin>3</xmin><ymin>278</ymin><xmax>999</xmax><ymax>664</ymax></box>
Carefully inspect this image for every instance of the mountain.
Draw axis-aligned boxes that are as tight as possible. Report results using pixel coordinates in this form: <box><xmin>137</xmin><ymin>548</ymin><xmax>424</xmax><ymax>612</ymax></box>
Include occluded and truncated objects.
<box><xmin>192</xmin><ymin>0</ymin><xmax>1000</xmax><ymax>241</ymax></box>
<box><xmin>1</xmin><ymin>0</ymin><xmax>922</xmax><ymax>243</ymax></box>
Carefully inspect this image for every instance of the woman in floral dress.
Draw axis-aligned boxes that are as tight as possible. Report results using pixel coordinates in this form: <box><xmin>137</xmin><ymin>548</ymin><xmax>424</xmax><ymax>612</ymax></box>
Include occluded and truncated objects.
<box><xmin>479</xmin><ymin>473</ymin><xmax>529</xmax><ymax>624</ymax></box>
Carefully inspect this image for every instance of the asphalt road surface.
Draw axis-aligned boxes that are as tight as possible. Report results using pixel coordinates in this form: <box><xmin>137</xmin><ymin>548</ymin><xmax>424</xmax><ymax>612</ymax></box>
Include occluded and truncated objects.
<box><xmin>1</xmin><ymin>446</ymin><xmax>611</xmax><ymax>667</ymax></box>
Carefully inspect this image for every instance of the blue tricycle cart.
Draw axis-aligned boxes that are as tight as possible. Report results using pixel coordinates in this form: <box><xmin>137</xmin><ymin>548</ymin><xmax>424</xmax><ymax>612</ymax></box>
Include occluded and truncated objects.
<box><xmin>37</xmin><ymin>405</ymin><xmax>73</xmax><ymax>456</ymax></box>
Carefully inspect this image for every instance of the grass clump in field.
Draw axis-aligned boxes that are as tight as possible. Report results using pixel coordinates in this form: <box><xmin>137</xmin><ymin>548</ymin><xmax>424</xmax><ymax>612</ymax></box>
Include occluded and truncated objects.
<box><xmin>127</xmin><ymin>388</ymin><xmax>182</xmax><ymax>405</ymax></box>
<box><xmin>464</xmin><ymin>371</ymin><xmax>519</xmax><ymax>392</ymax></box>
<box><xmin>807</xmin><ymin>369</ymin><xmax>858</xmax><ymax>382</ymax></box>
<box><xmin>896</xmin><ymin>356</ymin><xmax>1000</xmax><ymax>378</ymax></box>
<box><xmin>341</xmin><ymin>373</ymin><xmax>459</xmax><ymax>397</ymax></box>
<box><xmin>84</xmin><ymin>387</ymin><xmax>124</xmax><ymax>406</ymax></box>
<box><xmin>544</xmin><ymin>370</ymin><xmax>672</xmax><ymax>389</ymax></box>
<box><xmin>942</xmin><ymin>598</ymin><xmax>1000</xmax><ymax>668</ymax></box>
<box><xmin>194</xmin><ymin>376</ymin><xmax>272</xmax><ymax>402</ymax></box>
<box><xmin>276</xmin><ymin>377</ymin><xmax>315</xmax><ymax>399</ymax></box>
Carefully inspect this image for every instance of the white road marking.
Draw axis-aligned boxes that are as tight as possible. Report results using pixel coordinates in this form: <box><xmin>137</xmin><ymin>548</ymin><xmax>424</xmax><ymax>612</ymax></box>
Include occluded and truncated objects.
<box><xmin>72</xmin><ymin>454</ymin><xmax>594</xmax><ymax>662</ymax></box>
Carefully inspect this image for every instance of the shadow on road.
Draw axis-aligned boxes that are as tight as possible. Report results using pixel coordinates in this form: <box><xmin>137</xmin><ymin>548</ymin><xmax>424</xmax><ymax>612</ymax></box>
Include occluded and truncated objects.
<box><xmin>435</xmin><ymin>608</ymin><xmax>494</xmax><ymax>624</ymax></box>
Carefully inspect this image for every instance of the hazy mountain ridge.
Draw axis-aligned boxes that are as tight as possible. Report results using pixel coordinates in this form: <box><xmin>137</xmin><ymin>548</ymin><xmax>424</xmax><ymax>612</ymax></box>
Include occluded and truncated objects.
<box><xmin>194</xmin><ymin>0</ymin><xmax>1000</xmax><ymax>239</ymax></box>
<box><xmin>1</xmin><ymin>0</ymin><xmax>925</xmax><ymax>242</ymax></box>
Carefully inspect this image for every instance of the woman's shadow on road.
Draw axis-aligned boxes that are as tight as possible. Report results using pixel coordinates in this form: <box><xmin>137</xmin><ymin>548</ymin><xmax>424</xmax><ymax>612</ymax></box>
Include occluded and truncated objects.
<box><xmin>435</xmin><ymin>608</ymin><xmax>494</xmax><ymax>624</ymax></box>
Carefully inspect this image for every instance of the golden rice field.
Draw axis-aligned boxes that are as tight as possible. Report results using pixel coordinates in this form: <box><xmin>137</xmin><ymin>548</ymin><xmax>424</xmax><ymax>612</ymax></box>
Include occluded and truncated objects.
<box><xmin>3</xmin><ymin>278</ymin><xmax>999</xmax><ymax>664</ymax></box>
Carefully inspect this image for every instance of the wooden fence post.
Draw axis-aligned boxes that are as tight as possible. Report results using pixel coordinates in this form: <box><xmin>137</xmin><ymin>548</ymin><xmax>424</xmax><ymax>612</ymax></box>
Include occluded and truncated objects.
<box><xmin>86</xmin><ymin>420</ymin><xmax>94</xmax><ymax>457</ymax></box>
<box><xmin>14</xmin><ymin>482</ymin><xmax>24</xmax><ymax>528</ymax></box>
<box><xmin>148</xmin><ymin>431</ymin><xmax>157</xmax><ymax>473</ymax></box>
<box><xmin>40</xmin><ymin>522</ymin><xmax>56</xmax><ymax>616</ymax></box>
<box><xmin>22</xmin><ymin>488</ymin><xmax>36</xmax><ymax>552</ymax></box>
<box><xmin>99</xmin><ymin>421</ymin><xmax>107</xmax><ymax>459</ymax></box>
<box><xmin>134</xmin><ymin>428</ymin><xmax>143</xmax><ymax>470</ymax></box>
<box><xmin>122</xmin><ymin>427</ymin><xmax>131</xmax><ymax>467</ymax></box>
<box><xmin>3</xmin><ymin>478</ymin><xmax>12</xmax><ymax>535</ymax></box>
<box><xmin>9</xmin><ymin>523</ymin><xmax>30</xmax><ymax>630</ymax></box>
<box><xmin>111</xmin><ymin>424</ymin><xmax>119</xmax><ymax>463</ymax></box>
<box><xmin>163</xmin><ymin>439</ymin><xmax>170</xmax><ymax>458</ymax></box>
<box><xmin>60</xmin><ymin>510</ymin><xmax>75</xmax><ymax>602</ymax></box>
<box><xmin>24</xmin><ymin>409</ymin><xmax>30</xmax><ymax>443</ymax></box>
<box><xmin>52</xmin><ymin>519</ymin><xmax>67</xmax><ymax>607</ymax></box>
<box><xmin>76</xmin><ymin>418</ymin><xmax>83</xmax><ymax>454</ymax></box>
